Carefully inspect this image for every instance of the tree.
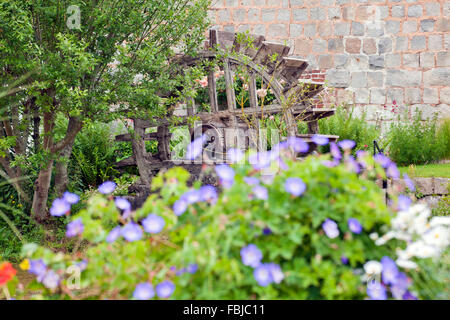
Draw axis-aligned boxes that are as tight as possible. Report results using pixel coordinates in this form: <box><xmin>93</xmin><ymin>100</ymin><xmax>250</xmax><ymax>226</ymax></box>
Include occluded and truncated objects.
<box><xmin>0</xmin><ymin>0</ymin><xmax>211</xmax><ymax>222</ymax></box>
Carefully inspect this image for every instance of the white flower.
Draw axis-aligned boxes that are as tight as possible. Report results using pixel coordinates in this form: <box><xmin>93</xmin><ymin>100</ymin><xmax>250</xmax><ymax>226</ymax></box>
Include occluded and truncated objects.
<box><xmin>369</xmin><ymin>232</ymin><xmax>379</xmax><ymax>240</ymax></box>
<box><xmin>396</xmin><ymin>259</ymin><xmax>418</xmax><ymax>269</ymax></box>
<box><xmin>364</xmin><ymin>261</ymin><xmax>382</xmax><ymax>275</ymax></box>
<box><xmin>422</xmin><ymin>226</ymin><xmax>449</xmax><ymax>247</ymax></box>
<box><xmin>430</xmin><ymin>216</ymin><xmax>450</xmax><ymax>227</ymax></box>
<box><xmin>256</xmin><ymin>88</ymin><xmax>267</xmax><ymax>98</ymax></box>
<box><xmin>406</xmin><ymin>241</ymin><xmax>439</xmax><ymax>259</ymax></box>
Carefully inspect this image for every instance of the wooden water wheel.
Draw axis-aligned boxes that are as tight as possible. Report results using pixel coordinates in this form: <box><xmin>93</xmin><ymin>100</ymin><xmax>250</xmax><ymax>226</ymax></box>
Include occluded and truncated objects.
<box><xmin>115</xmin><ymin>29</ymin><xmax>337</xmax><ymax>199</ymax></box>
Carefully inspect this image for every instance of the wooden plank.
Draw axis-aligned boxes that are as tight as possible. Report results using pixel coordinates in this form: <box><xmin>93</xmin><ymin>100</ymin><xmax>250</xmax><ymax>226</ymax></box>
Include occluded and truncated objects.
<box><xmin>208</xmin><ymin>70</ymin><xmax>219</xmax><ymax>113</ymax></box>
<box><xmin>210</xmin><ymin>29</ymin><xmax>236</xmax><ymax>50</ymax></box>
<box><xmin>223</xmin><ymin>58</ymin><xmax>236</xmax><ymax>111</ymax></box>
<box><xmin>248</xmin><ymin>72</ymin><xmax>258</xmax><ymax>109</ymax></box>
<box><xmin>115</xmin><ymin>132</ymin><xmax>158</xmax><ymax>142</ymax></box>
<box><xmin>253</xmin><ymin>42</ymin><xmax>290</xmax><ymax>74</ymax></box>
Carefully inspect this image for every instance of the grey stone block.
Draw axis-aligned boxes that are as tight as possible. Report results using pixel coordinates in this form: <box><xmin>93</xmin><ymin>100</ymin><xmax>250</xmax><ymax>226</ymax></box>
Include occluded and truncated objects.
<box><xmin>386</xmin><ymin>20</ymin><xmax>400</xmax><ymax>34</ymax></box>
<box><xmin>328</xmin><ymin>38</ymin><xmax>344</xmax><ymax>52</ymax></box>
<box><xmin>423</xmin><ymin>88</ymin><xmax>439</xmax><ymax>104</ymax></box>
<box><xmin>429</xmin><ymin>35</ymin><xmax>443</xmax><ymax>51</ymax></box>
<box><xmin>395</xmin><ymin>36</ymin><xmax>408</xmax><ymax>51</ymax></box>
<box><xmin>377</xmin><ymin>6</ymin><xmax>389</xmax><ymax>19</ymax></box>
<box><xmin>386</xmin><ymin>88</ymin><xmax>404</xmax><ymax>105</ymax></box>
<box><xmin>405</xmin><ymin>88</ymin><xmax>421</xmax><ymax>104</ymax></box>
<box><xmin>403</xmin><ymin>53</ymin><xmax>419</xmax><ymax>68</ymax></box>
<box><xmin>262</xmin><ymin>9</ymin><xmax>277</xmax><ymax>22</ymax></box>
<box><xmin>253</xmin><ymin>24</ymin><xmax>266</xmax><ymax>36</ymax></box>
<box><xmin>351</xmin><ymin>22</ymin><xmax>364</xmax><ymax>36</ymax></box>
<box><xmin>446</xmin><ymin>34</ymin><xmax>450</xmax><ymax>50</ymax></box>
<box><xmin>267</xmin><ymin>24</ymin><xmax>288</xmax><ymax>38</ymax></box>
<box><xmin>370</xmin><ymin>88</ymin><xmax>386</xmax><ymax>104</ymax></box>
<box><xmin>423</xmin><ymin>68</ymin><xmax>450</xmax><ymax>86</ymax></box>
<box><xmin>293</xmin><ymin>9</ymin><xmax>308</xmax><ymax>21</ymax></box>
<box><xmin>386</xmin><ymin>69</ymin><xmax>422</xmax><ymax>86</ymax></box>
<box><xmin>304</xmin><ymin>23</ymin><xmax>316</xmax><ymax>37</ymax></box>
<box><xmin>290</xmin><ymin>24</ymin><xmax>303</xmax><ymax>37</ymax></box>
<box><xmin>313</xmin><ymin>39</ymin><xmax>327</xmax><ymax>53</ymax></box>
<box><xmin>233</xmin><ymin>9</ymin><xmax>246</xmax><ymax>22</ymax></box>
<box><xmin>403</xmin><ymin>20</ymin><xmax>417</xmax><ymax>33</ymax></box>
<box><xmin>445</xmin><ymin>2</ymin><xmax>450</xmax><ymax>17</ymax></box>
<box><xmin>437</xmin><ymin>51</ymin><xmax>450</xmax><ymax>67</ymax></box>
<box><xmin>310</xmin><ymin>7</ymin><xmax>326</xmax><ymax>21</ymax></box>
<box><xmin>378</xmin><ymin>37</ymin><xmax>392</xmax><ymax>54</ymax></box>
<box><xmin>355</xmin><ymin>88</ymin><xmax>370</xmax><ymax>103</ymax></box>
<box><xmin>217</xmin><ymin>10</ymin><xmax>231</xmax><ymax>23</ymax></box>
<box><xmin>386</xmin><ymin>54</ymin><xmax>401</xmax><ymax>67</ymax></box>
<box><xmin>419</xmin><ymin>52</ymin><xmax>435</xmax><ymax>68</ymax></box>
<box><xmin>425</xmin><ymin>3</ymin><xmax>441</xmax><ymax>16</ymax></box>
<box><xmin>420</xmin><ymin>19</ymin><xmax>435</xmax><ymax>32</ymax></box>
<box><xmin>278</xmin><ymin>9</ymin><xmax>291</xmax><ymax>21</ymax></box>
<box><xmin>440</xmin><ymin>87</ymin><xmax>450</xmax><ymax>104</ymax></box>
<box><xmin>366</xmin><ymin>22</ymin><xmax>384</xmax><ymax>37</ymax></box>
<box><xmin>408</xmin><ymin>5</ymin><xmax>423</xmax><ymax>17</ymax></box>
<box><xmin>290</xmin><ymin>0</ymin><xmax>304</xmax><ymax>5</ymax></box>
<box><xmin>321</xmin><ymin>0</ymin><xmax>334</xmax><ymax>6</ymax></box>
<box><xmin>328</xmin><ymin>7</ymin><xmax>341</xmax><ymax>19</ymax></box>
<box><xmin>334</xmin><ymin>54</ymin><xmax>349</xmax><ymax>68</ymax></box>
<box><xmin>369</xmin><ymin>55</ymin><xmax>385</xmax><ymax>70</ymax></box>
<box><xmin>392</xmin><ymin>5</ymin><xmax>405</xmax><ymax>17</ymax></box>
<box><xmin>248</xmin><ymin>9</ymin><xmax>260</xmax><ymax>22</ymax></box>
<box><xmin>367</xmin><ymin>71</ymin><xmax>384</xmax><ymax>87</ymax></box>
<box><xmin>326</xmin><ymin>69</ymin><xmax>350</xmax><ymax>87</ymax></box>
<box><xmin>334</xmin><ymin>22</ymin><xmax>350</xmax><ymax>36</ymax></box>
<box><xmin>411</xmin><ymin>36</ymin><xmax>426</xmax><ymax>50</ymax></box>
<box><xmin>351</xmin><ymin>71</ymin><xmax>368</xmax><ymax>88</ymax></box>
<box><xmin>434</xmin><ymin>178</ymin><xmax>450</xmax><ymax>195</ymax></box>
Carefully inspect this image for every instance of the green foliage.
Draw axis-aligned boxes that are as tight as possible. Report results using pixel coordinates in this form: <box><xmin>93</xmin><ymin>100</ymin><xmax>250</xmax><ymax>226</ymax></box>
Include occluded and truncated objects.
<box><xmin>432</xmin><ymin>195</ymin><xmax>450</xmax><ymax>217</ymax></box>
<box><xmin>437</xmin><ymin>118</ymin><xmax>450</xmax><ymax>159</ymax></box>
<box><xmin>387</xmin><ymin>110</ymin><xmax>446</xmax><ymax>166</ymax></box>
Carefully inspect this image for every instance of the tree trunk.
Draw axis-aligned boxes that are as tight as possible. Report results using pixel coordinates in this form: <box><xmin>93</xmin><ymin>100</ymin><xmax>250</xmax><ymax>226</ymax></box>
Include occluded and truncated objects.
<box><xmin>54</xmin><ymin>144</ymin><xmax>74</xmax><ymax>197</ymax></box>
<box><xmin>31</xmin><ymin>160</ymin><xmax>54</xmax><ymax>222</ymax></box>
<box><xmin>132</xmin><ymin>119</ymin><xmax>152</xmax><ymax>186</ymax></box>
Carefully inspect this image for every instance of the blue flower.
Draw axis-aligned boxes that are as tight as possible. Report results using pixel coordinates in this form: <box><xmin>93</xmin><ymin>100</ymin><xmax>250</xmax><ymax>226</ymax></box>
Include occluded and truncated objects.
<box><xmin>187</xmin><ymin>264</ymin><xmax>198</xmax><ymax>274</ymax></box>
<box><xmin>391</xmin><ymin>272</ymin><xmax>410</xmax><ymax>299</ymax></box>
<box><xmin>322</xmin><ymin>218</ymin><xmax>339</xmax><ymax>239</ymax></box>
<box><xmin>182</xmin><ymin>190</ymin><xmax>202</xmax><ymax>204</ymax></box>
<box><xmin>115</xmin><ymin>197</ymin><xmax>131</xmax><ymax>211</ymax></box>
<box><xmin>98</xmin><ymin>181</ymin><xmax>116</xmax><ymax>194</ymax></box>
<box><xmin>386</xmin><ymin>162</ymin><xmax>400</xmax><ymax>179</ymax></box>
<box><xmin>63</xmin><ymin>192</ymin><xmax>80</xmax><ymax>205</ymax></box>
<box><xmin>42</xmin><ymin>270</ymin><xmax>60</xmax><ymax>290</ymax></box>
<box><xmin>121</xmin><ymin>222</ymin><xmax>143</xmax><ymax>242</ymax></box>
<box><xmin>77</xmin><ymin>260</ymin><xmax>88</xmax><ymax>272</ymax></box>
<box><xmin>330</xmin><ymin>142</ymin><xmax>342</xmax><ymax>160</ymax></box>
<box><xmin>367</xmin><ymin>281</ymin><xmax>387</xmax><ymax>300</ymax></box>
<box><xmin>374</xmin><ymin>154</ymin><xmax>391</xmax><ymax>168</ymax></box>
<box><xmin>50</xmin><ymin>198</ymin><xmax>71</xmax><ymax>217</ymax></box>
<box><xmin>248</xmin><ymin>151</ymin><xmax>273</xmax><ymax>170</ymax></box>
<box><xmin>262</xmin><ymin>227</ymin><xmax>272</xmax><ymax>235</ymax></box>
<box><xmin>402</xmin><ymin>291</ymin><xmax>418</xmax><ymax>300</ymax></box>
<box><xmin>215</xmin><ymin>164</ymin><xmax>235</xmax><ymax>188</ymax></box>
<box><xmin>156</xmin><ymin>281</ymin><xmax>175</xmax><ymax>299</ymax></box>
<box><xmin>403</xmin><ymin>173</ymin><xmax>415</xmax><ymax>191</ymax></box>
<box><xmin>199</xmin><ymin>185</ymin><xmax>217</xmax><ymax>203</ymax></box>
<box><xmin>341</xmin><ymin>256</ymin><xmax>349</xmax><ymax>265</ymax></box>
<box><xmin>346</xmin><ymin>156</ymin><xmax>361</xmax><ymax>174</ymax></box>
<box><xmin>173</xmin><ymin>199</ymin><xmax>188</xmax><ymax>216</ymax></box>
<box><xmin>311</xmin><ymin>134</ymin><xmax>329</xmax><ymax>146</ymax></box>
<box><xmin>106</xmin><ymin>226</ymin><xmax>122</xmax><ymax>243</ymax></box>
<box><xmin>253</xmin><ymin>264</ymin><xmax>273</xmax><ymax>287</ymax></box>
<box><xmin>227</xmin><ymin>148</ymin><xmax>244</xmax><ymax>163</ymax></box>
<box><xmin>287</xmin><ymin>136</ymin><xmax>309</xmax><ymax>153</ymax></box>
<box><xmin>244</xmin><ymin>177</ymin><xmax>260</xmax><ymax>185</ymax></box>
<box><xmin>240</xmin><ymin>244</ymin><xmax>263</xmax><ymax>268</ymax></box>
<box><xmin>133</xmin><ymin>283</ymin><xmax>155</xmax><ymax>300</ymax></box>
<box><xmin>29</xmin><ymin>259</ymin><xmax>47</xmax><ymax>282</ymax></box>
<box><xmin>397</xmin><ymin>195</ymin><xmax>412</xmax><ymax>211</ymax></box>
<box><xmin>348</xmin><ymin>218</ymin><xmax>362</xmax><ymax>234</ymax></box>
<box><xmin>142</xmin><ymin>214</ymin><xmax>165</xmax><ymax>234</ymax></box>
<box><xmin>186</xmin><ymin>135</ymin><xmax>206</xmax><ymax>160</ymax></box>
<box><xmin>284</xmin><ymin>178</ymin><xmax>306</xmax><ymax>196</ymax></box>
<box><xmin>252</xmin><ymin>185</ymin><xmax>268</xmax><ymax>200</ymax></box>
<box><xmin>321</xmin><ymin>159</ymin><xmax>340</xmax><ymax>168</ymax></box>
<box><xmin>267</xmin><ymin>263</ymin><xmax>284</xmax><ymax>284</ymax></box>
<box><xmin>380</xmin><ymin>256</ymin><xmax>399</xmax><ymax>285</ymax></box>
<box><xmin>66</xmin><ymin>219</ymin><xmax>84</xmax><ymax>238</ymax></box>
<box><xmin>338</xmin><ymin>139</ymin><xmax>356</xmax><ymax>150</ymax></box>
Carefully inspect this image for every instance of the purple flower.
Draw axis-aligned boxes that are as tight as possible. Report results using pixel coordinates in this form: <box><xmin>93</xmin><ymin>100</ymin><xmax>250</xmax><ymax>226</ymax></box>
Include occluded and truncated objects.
<box><xmin>133</xmin><ymin>283</ymin><xmax>155</xmax><ymax>300</ymax></box>
<box><xmin>341</xmin><ymin>256</ymin><xmax>349</xmax><ymax>265</ymax></box>
<box><xmin>321</xmin><ymin>159</ymin><xmax>340</xmax><ymax>168</ymax></box>
<box><xmin>367</xmin><ymin>281</ymin><xmax>387</xmax><ymax>300</ymax></box>
<box><xmin>115</xmin><ymin>197</ymin><xmax>131</xmax><ymax>211</ymax></box>
<box><xmin>267</xmin><ymin>263</ymin><xmax>284</xmax><ymax>284</ymax></box>
<box><xmin>311</xmin><ymin>134</ymin><xmax>329</xmax><ymax>146</ymax></box>
<box><xmin>50</xmin><ymin>198</ymin><xmax>71</xmax><ymax>217</ymax></box>
<box><xmin>346</xmin><ymin>156</ymin><xmax>361</xmax><ymax>174</ymax></box>
<box><xmin>403</xmin><ymin>173</ymin><xmax>415</xmax><ymax>191</ymax></box>
<box><xmin>287</xmin><ymin>137</ymin><xmax>309</xmax><ymax>153</ymax></box>
<box><xmin>106</xmin><ymin>226</ymin><xmax>122</xmax><ymax>243</ymax></box>
<box><xmin>397</xmin><ymin>195</ymin><xmax>412</xmax><ymax>211</ymax></box>
<box><xmin>253</xmin><ymin>264</ymin><xmax>273</xmax><ymax>287</ymax></box>
<box><xmin>248</xmin><ymin>151</ymin><xmax>273</xmax><ymax>170</ymax></box>
<box><xmin>181</xmin><ymin>190</ymin><xmax>202</xmax><ymax>204</ymax></box>
<box><xmin>244</xmin><ymin>177</ymin><xmax>260</xmax><ymax>186</ymax></box>
<box><xmin>66</xmin><ymin>219</ymin><xmax>84</xmax><ymax>238</ymax></box>
<box><xmin>262</xmin><ymin>227</ymin><xmax>272</xmax><ymax>235</ymax></box>
<box><xmin>402</xmin><ymin>291</ymin><xmax>418</xmax><ymax>300</ymax></box>
<box><xmin>252</xmin><ymin>185</ymin><xmax>268</xmax><ymax>200</ymax></box>
<box><xmin>42</xmin><ymin>270</ymin><xmax>60</xmax><ymax>290</ymax></box>
<box><xmin>227</xmin><ymin>148</ymin><xmax>244</xmax><ymax>163</ymax></box>
<box><xmin>77</xmin><ymin>260</ymin><xmax>88</xmax><ymax>272</ymax></box>
<box><xmin>374</xmin><ymin>154</ymin><xmax>391</xmax><ymax>168</ymax></box>
<box><xmin>186</xmin><ymin>135</ymin><xmax>206</xmax><ymax>160</ymax></box>
<box><xmin>330</xmin><ymin>142</ymin><xmax>342</xmax><ymax>160</ymax></box>
<box><xmin>284</xmin><ymin>178</ymin><xmax>306</xmax><ymax>197</ymax></box>
<box><xmin>98</xmin><ymin>181</ymin><xmax>116</xmax><ymax>194</ymax></box>
<box><xmin>240</xmin><ymin>244</ymin><xmax>263</xmax><ymax>268</ymax></box>
<box><xmin>322</xmin><ymin>218</ymin><xmax>339</xmax><ymax>239</ymax></box>
<box><xmin>29</xmin><ymin>259</ymin><xmax>47</xmax><ymax>282</ymax></box>
<box><xmin>142</xmin><ymin>214</ymin><xmax>165</xmax><ymax>234</ymax></box>
<box><xmin>386</xmin><ymin>162</ymin><xmax>400</xmax><ymax>179</ymax></box>
<box><xmin>381</xmin><ymin>256</ymin><xmax>399</xmax><ymax>285</ymax></box>
<box><xmin>348</xmin><ymin>218</ymin><xmax>363</xmax><ymax>234</ymax></box>
<box><xmin>199</xmin><ymin>185</ymin><xmax>217</xmax><ymax>203</ymax></box>
<box><xmin>391</xmin><ymin>272</ymin><xmax>410</xmax><ymax>299</ymax></box>
<box><xmin>173</xmin><ymin>199</ymin><xmax>188</xmax><ymax>216</ymax></box>
<box><xmin>121</xmin><ymin>222</ymin><xmax>143</xmax><ymax>242</ymax></box>
<box><xmin>338</xmin><ymin>139</ymin><xmax>356</xmax><ymax>150</ymax></box>
<box><xmin>187</xmin><ymin>264</ymin><xmax>198</xmax><ymax>274</ymax></box>
<box><xmin>176</xmin><ymin>268</ymin><xmax>187</xmax><ymax>276</ymax></box>
<box><xmin>63</xmin><ymin>192</ymin><xmax>80</xmax><ymax>205</ymax></box>
<box><xmin>156</xmin><ymin>281</ymin><xmax>175</xmax><ymax>299</ymax></box>
<box><xmin>215</xmin><ymin>164</ymin><xmax>235</xmax><ymax>188</ymax></box>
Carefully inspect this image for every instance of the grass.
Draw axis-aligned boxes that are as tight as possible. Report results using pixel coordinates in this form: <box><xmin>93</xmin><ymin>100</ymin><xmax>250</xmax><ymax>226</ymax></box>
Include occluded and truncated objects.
<box><xmin>399</xmin><ymin>163</ymin><xmax>450</xmax><ymax>178</ymax></box>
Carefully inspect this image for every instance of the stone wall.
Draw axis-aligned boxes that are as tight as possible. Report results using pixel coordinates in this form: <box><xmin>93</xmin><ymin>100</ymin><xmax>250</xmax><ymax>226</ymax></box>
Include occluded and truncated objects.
<box><xmin>210</xmin><ymin>0</ymin><xmax>450</xmax><ymax>125</ymax></box>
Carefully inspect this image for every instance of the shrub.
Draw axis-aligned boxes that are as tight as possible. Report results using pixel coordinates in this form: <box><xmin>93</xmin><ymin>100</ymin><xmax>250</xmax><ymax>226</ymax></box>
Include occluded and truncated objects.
<box><xmin>436</xmin><ymin>118</ymin><xmax>450</xmax><ymax>159</ymax></box>
<box><xmin>8</xmin><ymin>141</ymin><xmax>449</xmax><ymax>300</ymax></box>
<box><xmin>387</xmin><ymin>110</ymin><xmax>446</xmax><ymax>166</ymax></box>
